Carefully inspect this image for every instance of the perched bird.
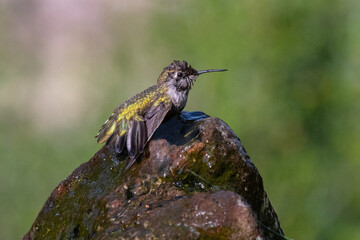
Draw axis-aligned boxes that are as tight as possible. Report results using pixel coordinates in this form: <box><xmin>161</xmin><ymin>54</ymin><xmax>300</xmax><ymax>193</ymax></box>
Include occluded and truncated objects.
<box><xmin>96</xmin><ymin>60</ymin><xmax>227</xmax><ymax>171</ymax></box>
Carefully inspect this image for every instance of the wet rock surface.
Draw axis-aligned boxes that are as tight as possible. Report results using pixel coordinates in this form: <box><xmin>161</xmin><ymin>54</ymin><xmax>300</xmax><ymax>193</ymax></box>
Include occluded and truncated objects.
<box><xmin>23</xmin><ymin>111</ymin><xmax>284</xmax><ymax>240</ymax></box>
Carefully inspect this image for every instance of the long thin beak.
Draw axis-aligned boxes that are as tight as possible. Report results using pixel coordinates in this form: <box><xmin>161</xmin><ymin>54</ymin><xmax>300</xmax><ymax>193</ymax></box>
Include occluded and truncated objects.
<box><xmin>196</xmin><ymin>69</ymin><xmax>227</xmax><ymax>75</ymax></box>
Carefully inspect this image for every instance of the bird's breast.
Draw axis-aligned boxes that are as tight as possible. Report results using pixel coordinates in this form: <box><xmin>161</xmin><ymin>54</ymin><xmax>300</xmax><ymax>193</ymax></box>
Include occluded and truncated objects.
<box><xmin>166</xmin><ymin>85</ymin><xmax>188</xmax><ymax>112</ymax></box>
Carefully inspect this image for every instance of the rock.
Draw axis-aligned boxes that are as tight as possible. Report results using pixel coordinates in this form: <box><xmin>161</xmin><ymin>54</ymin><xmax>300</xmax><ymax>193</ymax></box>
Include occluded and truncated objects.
<box><xmin>23</xmin><ymin>112</ymin><xmax>284</xmax><ymax>240</ymax></box>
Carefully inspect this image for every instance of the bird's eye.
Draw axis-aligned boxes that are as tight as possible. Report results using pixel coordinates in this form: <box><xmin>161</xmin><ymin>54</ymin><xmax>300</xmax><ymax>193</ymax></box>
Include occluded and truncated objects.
<box><xmin>177</xmin><ymin>72</ymin><xmax>183</xmax><ymax>78</ymax></box>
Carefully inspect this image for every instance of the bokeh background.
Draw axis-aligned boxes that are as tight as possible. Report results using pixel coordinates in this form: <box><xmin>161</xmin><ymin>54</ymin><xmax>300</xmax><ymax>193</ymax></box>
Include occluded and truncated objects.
<box><xmin>1</xmin><ymin>0</ymin><xmax>359</xmax><ymax>239</ymax></box>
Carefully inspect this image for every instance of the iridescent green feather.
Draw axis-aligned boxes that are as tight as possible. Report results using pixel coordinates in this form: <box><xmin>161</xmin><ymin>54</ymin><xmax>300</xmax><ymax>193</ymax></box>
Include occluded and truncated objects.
<box><xmin>95</xmin><ymin>84</ymin><xmax>172</xmax><ymax>170</ymax></box>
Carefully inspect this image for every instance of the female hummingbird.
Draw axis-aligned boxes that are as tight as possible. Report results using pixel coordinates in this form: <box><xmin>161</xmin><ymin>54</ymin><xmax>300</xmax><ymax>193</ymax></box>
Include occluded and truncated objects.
<box><xmin>96</xmin><ymin>60</ymin><xmax>227</xmax><ymax>171</ymax></box>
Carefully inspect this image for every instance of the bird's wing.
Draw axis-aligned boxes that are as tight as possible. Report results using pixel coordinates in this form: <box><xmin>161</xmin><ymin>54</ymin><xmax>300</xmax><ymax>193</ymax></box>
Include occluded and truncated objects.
<box><xmin>96</xmin><ymin>110</ymin><xmax>145</xmax><ymax>156</ymax></box>
<box><xmin>95</xmin><ymin>86</ymin><xmax>172</xmax><ymax>171</ymax></box>
<box><xmin>124</xmin><ymin>95</ymin><xmax>172</xmax><ymax>171</ymax></box>
<box><xmin>144</xmin><ymin>95</ymin><xmax>172</xmax><ymax>141</ymax></box>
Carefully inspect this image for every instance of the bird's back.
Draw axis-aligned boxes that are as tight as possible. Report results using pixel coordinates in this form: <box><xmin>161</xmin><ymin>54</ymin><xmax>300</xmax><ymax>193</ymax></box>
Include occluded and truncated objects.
<box><xmin>96</xmin><ymin>83</ymin><xmax>172</xmax><ymax>170</ymax></box>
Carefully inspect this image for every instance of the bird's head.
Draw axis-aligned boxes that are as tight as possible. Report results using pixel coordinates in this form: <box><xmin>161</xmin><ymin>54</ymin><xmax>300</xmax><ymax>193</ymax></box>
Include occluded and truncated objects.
<box><xmin>157</xmin><ymin>60</ymin><xmax>226</xmax><ymax>92</ymax></box>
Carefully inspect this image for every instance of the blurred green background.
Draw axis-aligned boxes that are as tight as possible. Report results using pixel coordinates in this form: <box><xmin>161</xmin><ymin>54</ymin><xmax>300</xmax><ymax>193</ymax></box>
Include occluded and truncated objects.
<box><xmin>1</xmin><ymin>0</ymin><xmax>359</xmax><ymax>239</ymax></box>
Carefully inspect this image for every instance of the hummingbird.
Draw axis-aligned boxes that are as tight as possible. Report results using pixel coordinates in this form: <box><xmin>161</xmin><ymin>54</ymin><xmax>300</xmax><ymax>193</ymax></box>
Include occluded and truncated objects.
<box><xmin>96</xmin><ymin>60</ymin><xmax>227</xmax><ymax>171</ymax></box>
